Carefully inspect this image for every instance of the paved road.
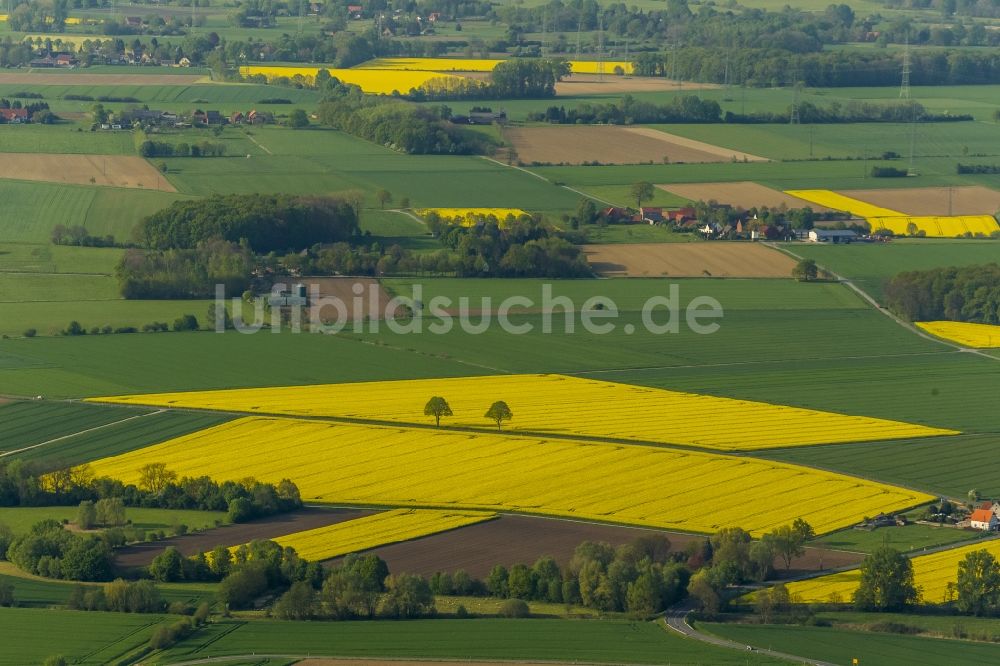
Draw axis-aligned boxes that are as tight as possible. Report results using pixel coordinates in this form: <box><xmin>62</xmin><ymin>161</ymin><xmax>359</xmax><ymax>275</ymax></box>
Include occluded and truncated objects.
<box><xmin>663</xmin><ymin>602</ymin><xmax>838</xmax><ymax>666</ymax></box>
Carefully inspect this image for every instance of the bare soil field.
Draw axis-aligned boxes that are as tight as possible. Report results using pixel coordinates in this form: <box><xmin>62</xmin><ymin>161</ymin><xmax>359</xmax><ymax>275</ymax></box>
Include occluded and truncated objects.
<box><xmin>0</xmin><ymin>72</ymin><xmax>204</xmax><ymax>85</ymax></box>
<box><xmin>583</xmin><ymin>242</ymin><xmax>799</xmax><ymax>277</ymax></box>
<box><xmin>837</xmin><ymin>186</ymin><xmax>1000</xmax><ymax>216</ymax></box>
<box><xmin>326</xmin><ymin>515</ymin><xmax>663</xmax><ymax>577</ymax></box>
<box><xmin>659</xmin><ymin>181</ymin><xmax>833</xmax><ymax>211</ymax></box>
<box><xmin>281</xmin><ymin>276</ymin><xmax>399</xmax><ymax>321</ymax></box>
<box><xmin>325</xmin><ymin>514</ymin><xmax>860</xmax><ymax>578</ymax></box>
<box><xmin>0</xmin><ymin>153</ymin><xmax>177</xmax><ymax>191</ymax></box>
<box><xmin>554</xmin><ymin>74</ymin><xmax>718</xmax><ymax>95</ymax></box>
<box><xmin>504</xmin><ymin>127</ymin><xmax>766</xmax><ymax>166</ymax></box>
<box><xmin>114</xmin><ymin>507</ymin><xmax>375</xmax><ymax>568</ymax></box>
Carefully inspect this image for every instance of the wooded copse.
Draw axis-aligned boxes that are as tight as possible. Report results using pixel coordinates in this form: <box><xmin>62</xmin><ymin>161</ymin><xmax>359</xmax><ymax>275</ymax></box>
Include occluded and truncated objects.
<box><xmin>134</xmin><ymin>193</ymin><xmax>360</xmax><ymax>252</ymax></box>
<box><xmin>885</xmin><ymin>264</ymin><xmax>1000</xmax><ymax>323</ymax></box>
<box><xmin>316</xmin><ymin>94</ymin><xmax>496</xmax><ymax>155</ymax></box>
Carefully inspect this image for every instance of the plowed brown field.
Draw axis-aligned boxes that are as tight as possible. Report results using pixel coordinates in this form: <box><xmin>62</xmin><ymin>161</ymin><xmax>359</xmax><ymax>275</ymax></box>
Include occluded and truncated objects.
<box><xmin>0</xmin><ymin>153</ymin><xmax>176</xmax><ymax>191</ymax></box>
<box><xmin>583</xmin><ymin>242</ymin><xmax>798</xmax><ymax>277</ymax></box>
<box><xmin>504</xmin><ymin>127</ymin><xmax>766</xmax><ymax>165</ymax></box>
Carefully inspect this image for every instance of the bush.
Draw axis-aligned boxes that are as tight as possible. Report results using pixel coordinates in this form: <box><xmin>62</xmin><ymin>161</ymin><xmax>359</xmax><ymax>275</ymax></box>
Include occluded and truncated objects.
<box><xmin>22</xmin><ymin>328</ymin><xmax>36</xmax><ymax>338</ymax></box>
<box><xmin>868</xmin><ymin>621</ymin><xmax>924</xmax><ymax>635</ymax></box>
<box><xmin>498</xmin><ymin>598</ymin><xmax>530</xmax><ymax>618</ymax></box>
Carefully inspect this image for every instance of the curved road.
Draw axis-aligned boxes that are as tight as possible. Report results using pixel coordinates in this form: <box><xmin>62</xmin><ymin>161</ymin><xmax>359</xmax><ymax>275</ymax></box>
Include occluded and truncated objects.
<box><xmin>663</xmin><ymin>602</ymin><xmax>837</xmax><ymax>666</ymax></box>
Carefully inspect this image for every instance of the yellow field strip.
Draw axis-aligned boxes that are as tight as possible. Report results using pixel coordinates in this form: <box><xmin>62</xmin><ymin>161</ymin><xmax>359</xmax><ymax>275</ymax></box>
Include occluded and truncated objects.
<box><xmin>784</xmin><ymin>190</ymin><xmax>904</xmax><ymax>218</ymax></box>
<box><xmin>785</xmin><ymin>190</ymin><xmax>1000</xmax><ymax>237</ymax></box>
<box><xmin>232</xmin><ymin>508</ymin><xmax>495</xmax><ymax>562</ymax></box>
<box><xmin>83</xmin><ymin>416</ymin><xmax>935</xmax><ymax>537</ymax></box>
<box><xmin>781</xmin><ymin>537</ymin><xmax>1000</xmax><ymax>604</ymax></box>
<box><xmin>238</xmin><ymin>66</ymin><xmax>463</xmax><ymax>95</ymax></box>
<box><xmin>917</xmin><ymin>321</ymin><xmax>1000</xmax><ymax>348</ymax></box>
<box><xmin>415</xmin><ymin>208</ymin><xmax>528</xmax><ymax>227</ymax></box>
<box><xmin>355</xmin><ymin>57</ymin><xmax>635</xmax><ymax>75</ymax></box>
<box><xmin>867</xmin><ymin>215</ymin><xmax>999</xmax><ymax>237</ymax></box>
<box><xmin>89</xmin><ymin>374</ymin><xmax>957</xmax><ymax>452</ymax></box>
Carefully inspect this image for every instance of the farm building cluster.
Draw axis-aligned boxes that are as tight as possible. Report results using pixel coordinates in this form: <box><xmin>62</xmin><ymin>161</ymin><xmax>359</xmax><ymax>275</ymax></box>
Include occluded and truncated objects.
<box><xmin>99</xmin><ymin>108</ymin><xmax>275</xmax><ymax>131</ymax></box>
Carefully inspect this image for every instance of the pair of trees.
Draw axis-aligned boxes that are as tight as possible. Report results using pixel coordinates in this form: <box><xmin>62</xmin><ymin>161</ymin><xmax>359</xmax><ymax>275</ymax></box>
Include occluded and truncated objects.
<box><xmin>423</xmin><ymin>397</ymin><xmax>513</xmax><ymax>431</ymax></box>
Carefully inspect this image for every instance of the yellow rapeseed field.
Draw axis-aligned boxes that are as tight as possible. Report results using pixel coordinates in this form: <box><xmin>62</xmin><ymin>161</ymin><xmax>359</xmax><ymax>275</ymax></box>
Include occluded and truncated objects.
<box><xmin>355</xmin><ymin>58</ymin><xmax>634</xmax><ymax>75</ymax></box>
<box><xmin>867</xmin><ymin>215</ymin><xmax>1000</xmax><ymax>237</ymax></box>
<box><xmin>90</xmin><ymin>374</ymin><xmax>956</xmax><ymax>452</ymax></box>
<box><xmin>782</xmin><ymin>538</ymin><xmax>1000</xmax><ymax>604</ymax></box>
<box><xmin>415</xmin><ymin>208</ymin><xmax>529</xmax><ymax>227</ymax></box>
<box><xmin>916</xmin><ymin>321</ymin><xmax>1000</xmax><ymax>348</ymax></box>
<box><xmin>785</xmin><ymin>190</ymin><xmax>905</xmax><ymax>218</ymax></box>
<box><xmin>83</xmin><ymin>416</ymin><xmax>934</xmax><ymax>537</ymax></box>
<box><xmin>238</xmin><ymin>66</ymin><xmax>463</xmax><ymax>95</ymax></box>
<box><xmin>238</xmin><ymin>508</ymin><xmax>495</xmax><ymax>561</ymax></box>
<box><xmin>785</xmin><ymin>190</ymin><xmax>999</xmax><ymax>237</ymax></box>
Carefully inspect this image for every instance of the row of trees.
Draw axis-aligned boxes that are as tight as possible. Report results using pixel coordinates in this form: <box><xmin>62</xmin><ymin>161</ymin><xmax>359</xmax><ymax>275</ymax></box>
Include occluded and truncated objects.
<box><xmin>138</xmin><ymin>140</ymin><xmax>227</xmax><ymax>158</ymax></box>
<box><xmin>884</xmin><ymin>264</ymin><xmax>1000</xmax><ymax>323</ymax></box>
<box><xmin>635</xmin><ymin>47</ymin><xmax>1000</xmax><ymax>88</ymax></box>
<box><xmin>0</xmin><ymin>458</ymin><xmax>301</xmax><ymax>522</ymax></box>
<box><xmin>527</xmin><ymin>96</ymin><xmax>966</xmax><ymax>126</ymax></box>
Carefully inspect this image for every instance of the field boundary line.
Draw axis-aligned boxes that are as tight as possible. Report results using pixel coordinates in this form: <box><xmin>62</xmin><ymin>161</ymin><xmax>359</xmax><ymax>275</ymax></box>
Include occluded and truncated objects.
<box><xmin>767</xmin><ymin>242</ymin><xmax>1000</xmax><ymax>364</ymax></box>
<box><xmin>476</xmin><ymin>156</ymin><xmax>616</xmax><ymax>206</ymax></box>
<box><xmin>0</xmin><ymin>408</ymin><xmax>164</xmax><ymax>458</ymax></box>
<box><xmin>243</xmin><ymin>131</ymin><xmax>273</xmax><ymax>155</ymax></box>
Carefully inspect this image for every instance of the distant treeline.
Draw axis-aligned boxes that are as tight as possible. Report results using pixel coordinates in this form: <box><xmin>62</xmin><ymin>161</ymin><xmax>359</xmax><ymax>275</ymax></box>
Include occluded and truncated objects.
<box><xmin>957</xmin><ymin>164</ymin><xmax>1000</xmax><ymax>174</ymax></box>
<box><xmin>527</xmin><ymin>96</ymin><xmax>968</xmax><ymax>125</ymax></box>
<box><xmin>885</xmin><ymin>264</ymin><xmax>1000</xmax><ymax>322</ymax></box>
<box><xmin>135</xmin><ymin>193</ymin><xmax>359</xmax><ymax>252</ymax></box>
<box><xmin>634</xmin><ymin>48</ymin><xmax>1000</xmax><ymax>87</ymax></box>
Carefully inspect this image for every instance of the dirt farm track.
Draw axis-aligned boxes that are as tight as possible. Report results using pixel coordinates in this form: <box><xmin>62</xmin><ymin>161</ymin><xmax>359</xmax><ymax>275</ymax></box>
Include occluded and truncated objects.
<box><xmin>0</xmin><ymin>153</ymin><xmax>177</xmax><ymax>191</ymax></box>
<box><xmin>583</xmin><ymin>242</ymin><xmax>799</xmax><ymax>277</ymax></box>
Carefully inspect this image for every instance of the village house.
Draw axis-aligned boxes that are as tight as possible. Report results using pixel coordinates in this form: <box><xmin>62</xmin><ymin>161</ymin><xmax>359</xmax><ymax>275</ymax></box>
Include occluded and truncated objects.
<box><xmin>970</xmin><ymin>508</ymin><xmax>999</xmax><ymax>531</ymax></box>
<box><xmin>0</xmin><ymin>108</ymin><xmax>29</xmax><ymax>123</ymax></box>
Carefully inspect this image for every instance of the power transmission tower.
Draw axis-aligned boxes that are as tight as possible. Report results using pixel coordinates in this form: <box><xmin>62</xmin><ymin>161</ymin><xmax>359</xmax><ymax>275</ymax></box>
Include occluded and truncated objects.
<box><xmin>575</xmin><ymin>11</ymin><xmax>583</xmax><ymax>62</ymax></box>
<box><xmin>790</xmin><ymin>81</ymin><xmax>802</xmax><ymax>124</ymax></box>
<box><xmin>901</xmin><ymin>36</ymin><xmax>918</xmax><ymax>175</ymax></box>
<box><xmin>597</xmin><ymin>14</ymin><xmax>604</xmax><ymax>79</ymax></box>
<box><xmin>899</xmin><ymin>35</ymin><xmax>911</xmax><ymax>99</ymax></box>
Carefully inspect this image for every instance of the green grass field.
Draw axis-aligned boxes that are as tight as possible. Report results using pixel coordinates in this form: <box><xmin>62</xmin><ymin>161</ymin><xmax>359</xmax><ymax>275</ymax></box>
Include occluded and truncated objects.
<box><xmin>0</xmin><ymin>506</ymin><xmax>227</xmax><ymax>534</ymax></box>
<box><xmin>0</xmin><ymin>121</ymin><xmax>135</xmax><ymax>154</ymax></box>
<box><xmin>160</xmin><ymin>618</ymin><xmax>786</xmax><ymax>665</ymax></box>
<box><xmin>0</xmin><ymin>566</ymin><xmax>217</xmax><ymax>608</ymax></box>
<box><xmin>162</xmin><ymin>126</ymin><xmax>581</xmax><ymax>211</ymax></box>
<box><xmin>0</xmin><ymin>330</ymin><xmax>479</xmax><ymax>398</ymax></box>
<box><xmin>698</xmin><ymin>622</ymin><xmax>1000</xmax><ymax>666</ymax></box>
<box><xmin>781</xmin><ymin>240</ymin><xmax>1000</xmax><ymax>301</ymax></box>
<box><xmin>0</xmin><ymin>180</ymin><xmax>187</xmax><ymax>243</ymax></box>
<box><xmin>0</xmin><ymin>400</ymin><xmax>150</xmax><ymax>452</ymax></box>
<box><xmin>810</xmin><ymin>523</ymin><xmax>988</xmax><ymax>554</ymax></box>
<box><xmin>764</xmin><ymin>433</ymin><xmax>1000</xmax><ymax>497</ymax></box>
<box><xmin>7</xmin><ymin>407</ymin><xmax>232</xmax><ymax>466</ymax></box>
<box><xmin>0</xmin><ymin>606</ymin><xmax>168</xmax><ymax>666</ymax></box>
<box><xmin>0</xmin><ymin>300</ymin><xmax>218</xmax><ymax>338</ymax></box>
<box><xmin>653</xmin><ymin>121</ymin><xmax>1000</xmax><ymax>162</ymax></box>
